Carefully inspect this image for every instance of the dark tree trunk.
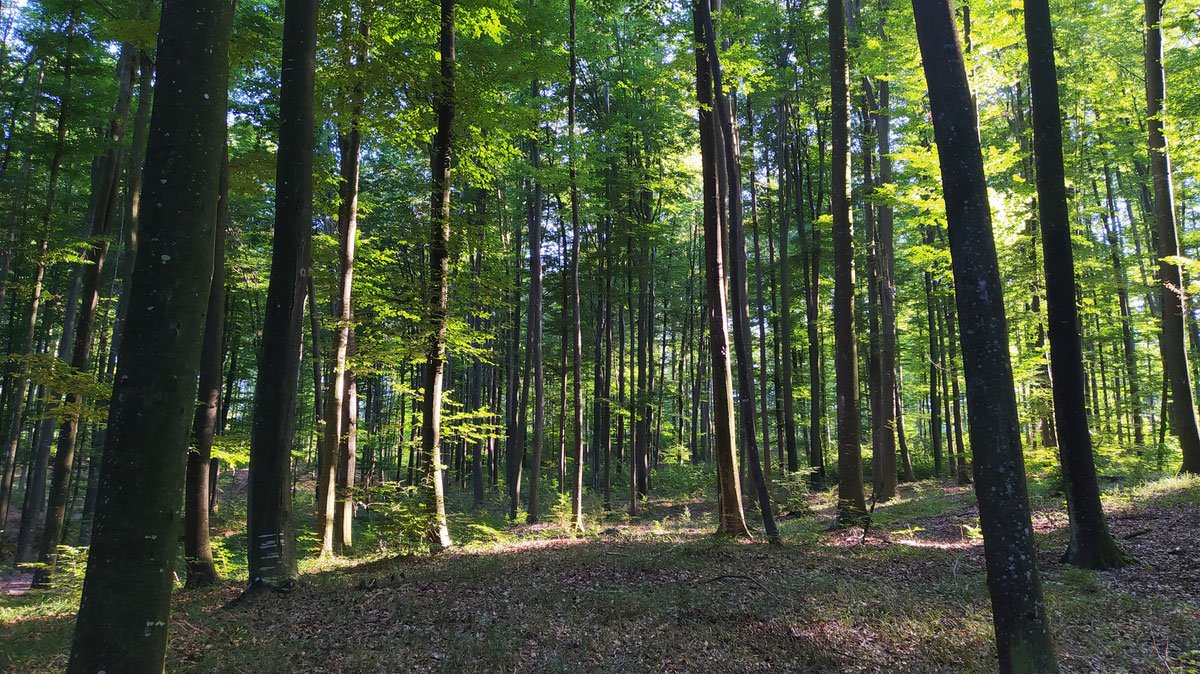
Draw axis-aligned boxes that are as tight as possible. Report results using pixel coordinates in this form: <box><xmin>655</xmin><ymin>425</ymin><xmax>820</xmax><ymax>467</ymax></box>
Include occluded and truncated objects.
<box><xmin>699</xmin><ymin>4</ymin><xmax>778</xmax><ymax>543</ymax></box>
<box><xmin>184</xmin><ymin>147</ymin><xmax>228</xmax><ymax>590</ymax></box>
<box><xmin>68</xmin><ymin>0</ymin><xmax>231</xmax><ymax>668</ymax></box>
<box><xmin>35</xmin><ymin>37</ymin><xmax>136</xmax><ymax>587</ymax></box>
<box><xmin>776</xmin><ymin>107</ymin><xmax>799</xmax><ymax>474</ymax></box>
<box><xmin>830</xmin><ymin>0</ymin><xmax>867</xmax><ymax>525</ymax></box>
<box><xmin>913</xmin><ymin>0</ymin><xmax>1059</xmax><ymax>668</ymax></box>
<box><xmin>421</xmin><ymin>0</ymin><xmax>455</xmax><ymax>549</ymax></box>
<box><xmin>1145</xmin><ymin>0</ymin><xmax>1200</xmax><ymax>474</ymax></box>
<box><xmin>246</xmin><ymin>0</ymin><xmax>318</xmax><ymax>587</ymax></box>
<box><xmin>1024</xmin><ymin>0</ymin><xmax>1125</xmax><ymax>568</ymax></box>
<box><xmin>568</xmin><ymin>0</ymin><xmax>585</xmax><ymax>531</ymax></box>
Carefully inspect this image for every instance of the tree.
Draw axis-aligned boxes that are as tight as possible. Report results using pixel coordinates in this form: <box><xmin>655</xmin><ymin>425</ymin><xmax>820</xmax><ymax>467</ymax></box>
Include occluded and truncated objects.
<box><xmin>184</xmin><ymin>148</ymin><xmax>229</xmax><ymax>589</ymax></box>
<box><xmin>912</xmin><ymin>0</ymin><xmax>1059</xmax><ymax>668</ymax></box>
<box><xmin>1024</xmin><ymin>0</ymin><xmax>1126</xmax><ymax>569</ymax></box>
<box><xmin>567</xmin><ymin>0</ymin><xmax>585</xmax><ymax>533</ymax></box>
<box><xmin>246</xmin><ymin>0</ymin><xmax>318</xmax><ymax>589</ymax></box>
<box><xmin>421</xmin><ymin>0</ymin><xmax>455</xmax><ymax>550</ymax></box>
<box><xmin>67</xmin><ymin>0</ymin><xmax>232</xmax><ymax>667</ymax></box>
<box><xmin>1145</xmin><ymin>0</ymin><xmax>1200</xmax><ymax>475</ymax></box>
<box><xmin>830</xmin><ymin>0</ymin><xmax>867</xmax><ymax>526</ymax></box>
<box><xmin>694</xmin><ymin>0</ymin><xmax>748</xmax><ymax>537</ymax></box>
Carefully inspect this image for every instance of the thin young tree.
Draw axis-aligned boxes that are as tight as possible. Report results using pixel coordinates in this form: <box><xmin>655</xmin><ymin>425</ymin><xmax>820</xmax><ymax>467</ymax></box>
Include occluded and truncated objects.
<box><xmin>567</xmin><ymin>0</ymin><xmax>585</xmax><ymax>532</ymax></box>
<box><xmin>912</xmin><ymin>0</ymin><xmax>1059</xmax><ymax>668</ymax></box>
<box><xmin>68</xmin><ymin>0</ymin><xmax>232</xmax><ymax>668</ymax></box>
<box><xmin>1024</xmin><ymin>0</ymin><xmax>1126</xmax><ymax>568</ymax></box>
<box><xmin>422</xmin><ymin>0</ymin><xmax>456</xmax><ymax>549</ymax></box>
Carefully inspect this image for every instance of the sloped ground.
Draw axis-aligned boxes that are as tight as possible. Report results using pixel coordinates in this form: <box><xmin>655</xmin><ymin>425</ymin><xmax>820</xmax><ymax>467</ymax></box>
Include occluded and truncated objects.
<box><xmin>2</xmin><ymin>476</ymin><xmax>1197</xmax><ymax>673</ymax></box>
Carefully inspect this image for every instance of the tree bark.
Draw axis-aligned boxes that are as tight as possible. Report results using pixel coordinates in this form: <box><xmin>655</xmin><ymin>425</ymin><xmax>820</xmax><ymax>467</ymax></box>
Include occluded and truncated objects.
<box><xmin>421</xmin><ymin>0</ymin><xmax>455</xmax><ymax>549</ymax></box>
<box><xmin>830</xmin><ymin>0</ymin><xmax>867</xmax><ymax>525</ymax></box>
<box><xmin>184</xmin><ymin>147</ymin><xmax>228</xmax><ymax>589</ymax></box>
<box><xmin>913</xmin><ymin>0</ymin><xmax>1059</xmax><ymax>668</ymax></box>
<box><xmin>1145</xmin><ymin>0</ymin><xmax>1200</xmax><ymax>474</ymax></box>
<box><xmin>67</xmin><ymin>0</ymin><xmax>230</xmax><ymax>667</ymax></box>
<box><xmin>246</xmin><ymin>0</ymin><xmax>317</xmax><ymax>588</ymax></box>
<box><xmin>694</xmin><ymin>0</ymin><xmax>748</xmax><ymax>537</ymax></box>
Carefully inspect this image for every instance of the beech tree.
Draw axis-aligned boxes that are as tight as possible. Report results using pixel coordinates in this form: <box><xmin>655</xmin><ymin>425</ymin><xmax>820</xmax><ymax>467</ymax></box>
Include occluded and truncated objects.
<box><xmin>67</xmin><ymin>0</ymin><xmax>232</xmax><ymax>668</ymax></box>
<box><xmin>912</xmin><ymin>0</ymin><xmax>1058</xmax><ymax>668</ymax></box>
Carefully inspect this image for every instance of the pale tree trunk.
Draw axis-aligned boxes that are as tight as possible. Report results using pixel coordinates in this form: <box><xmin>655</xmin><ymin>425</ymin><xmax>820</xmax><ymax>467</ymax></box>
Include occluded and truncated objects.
<box><xmin>319</xmin><ymin>13</ymin><xmax>367</xmax><ymax>556</ymax></box>
<box><xmin>694</xmin><ymin>0</ymin><xmax>748</xmax><ymax>537</ymax></box>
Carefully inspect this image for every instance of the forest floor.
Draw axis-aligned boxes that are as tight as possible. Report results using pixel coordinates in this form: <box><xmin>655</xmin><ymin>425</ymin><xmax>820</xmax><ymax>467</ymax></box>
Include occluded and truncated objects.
<box><xmin>1</xmin><ymin>471</ymin><xmax>1198</xmax><ymax>672</ymax></box>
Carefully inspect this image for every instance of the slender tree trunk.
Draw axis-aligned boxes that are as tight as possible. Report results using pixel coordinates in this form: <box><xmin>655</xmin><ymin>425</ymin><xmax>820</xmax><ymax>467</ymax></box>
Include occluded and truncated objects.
<box><xmin>1145</xmin><ymin>0</ymin><xmax>1200</xmax><ymax>474</ymax></box>
<box><xmin>246</xmin><ymin>0</ymin><xmax>318</xmax><ymax>588</ymax></box>
<box><xmin>776</xmin><ymin>106</ymin><xmax>799</xmax><ymax>474</ymax></box>
<box><xmin>421</xmin><ymin>0</ymin><xmax>455</xmax><ymax>549</ymax></box>
<box><xmin>1024</xmin><ymin>0</ymin><xmax>1126</xmax><ymax>567</ymax></box>
<box><xmin>319</xmin><ymin>16</ymin><xmax>367</xmax><ymax>555</ymax></box>
<box><xmin>67</xmin><ymin>0</ymin><xmax>231</xmax><ymax>667</ymax></box>
<box><xmin>567</xmin><ymin>0</ymin><xmax>585</xmax><ymax>532</ymax></box>
<box><xmin>701</xmin><ymin>4</ymin><xmax>778</xmax><ymax>543</ymax></box>
<box><xmin>830</xmin><ymin>0</ymin><xmax>866</xmax><ymax>525</ymax></box>
<box><xmin>35</xmin><ymin>33</ymin><xmax>136</xmax><ymax>587</ymax></box>
<box><xmin>184</xmin><ymin>148</ymin><xmax>229</xmax><ymax>589</ymax></box>
<box><xmin>875</xmin><ymin>72</ymin><xmax>899</xmax><ymax>497</ymax></box>
<box><xmin>913</xmin><ymin>1</ymin><xmax>1059</xmax><ymax>668</ymax></box>
<box><xmin>694</xmin><ymin>0</ymin><xmax>748</xmax><ymax>537</ymax></box>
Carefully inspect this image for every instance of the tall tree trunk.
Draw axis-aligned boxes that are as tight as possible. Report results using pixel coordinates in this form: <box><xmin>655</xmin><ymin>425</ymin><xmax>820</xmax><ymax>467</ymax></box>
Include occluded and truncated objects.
<box><xmin>67</xmin><ymin>0</ymin><xmax>230</xmax><ymax>668</ymax></box>
<box><xmin>319</xmin><ymin>14</ymin><xmax>367</xmax><ymax>556</ymax></box>
<box><xmin>34</xmin><ymin>33</ymin><xmax>136</xmax><ymax>587</ymax></box>
<box><xmin>246</xmin><ymin>0</ymin><xmax>317</xmax><ymax>588</ymax></box>
<box><xmin>1024</xmin><ymin>0</ymin><xmax>1126</xmax><ymax>568</ymax></box>
<box><xmin>421</xmin><ymin>0</ymin><xmax>455</xmax><ymax>549</ymax></box>
<box><xmin>748</xmin><ymin>106</ymin><xmax>773</xmax><ymax>483</ymax></box>
<box><xmin>694</xmin><ymin>0</ymin><xmax>748</xmax><ymax>537</ymax></box>
<box><xmin>525</xmin><ymin>43</ymin><xmax>546</xmax><ymax>523</ymax></box>
<box><xmin>776</xmin><ymin>106</ymin><xmax>799</xmax><ymax>474</ymax></box>
<box><xmin>700</xmin><ymin>3</ymin><xmax>778</xmax><ymax>543</ymax></box>
<box><xmin>874</xmin><ymin>71</ymin><xmax>899</xmax><ymax>497</ymax></box>
<box><xmin>1145</xmin><ymin>0</ymin><xmax>1200</xmax><ymax>474</ymax></box>
<box><xmin>830</xmin><ymin>0</ymin><xmax>867</xmax><ymax>525</ymax></box>
<box><xmin>913</xmin><ymin>1</ymin><xmax>1059</xmax><ymax>668</ymax></box>
<box><xmin>567</xmin><ymin>0</ymin><xmax>585</xmax><ymax>532</ymax></box>
<box><xmin>184</xmin><ymin>148</ymin><xmax>229</xmax><ymax>589</ymax></box>
<box><xmin>0</xmin><ymin>5</ymin><xmax>78</xmax><ymax>537</ymax></box>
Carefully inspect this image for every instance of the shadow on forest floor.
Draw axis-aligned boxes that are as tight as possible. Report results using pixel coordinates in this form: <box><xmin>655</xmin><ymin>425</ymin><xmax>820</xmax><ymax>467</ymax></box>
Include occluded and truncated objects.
<box><xmin>2</xmin><ymin>474</ymin><xmax>1198</xmax><ymax>673</ymax></box>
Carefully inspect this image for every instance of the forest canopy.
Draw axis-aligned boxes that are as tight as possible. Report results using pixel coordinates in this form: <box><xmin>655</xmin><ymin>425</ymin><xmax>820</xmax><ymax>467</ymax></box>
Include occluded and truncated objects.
<box><xmin>0</xmin><ymin>0</ymin><xmax>1198</xmax><ymax>670</ymax></box>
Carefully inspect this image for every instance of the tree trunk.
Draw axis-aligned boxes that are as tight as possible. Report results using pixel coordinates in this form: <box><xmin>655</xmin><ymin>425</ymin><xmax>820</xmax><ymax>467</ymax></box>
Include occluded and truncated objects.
<box><xmin>700</xmin><ymin>3</ymin><xmax>778</xmax><ymax>543</ymax></box>
<box><xmin>246</xmin><ymin>0</ymin><xmax>317</xmax><ymax>588</ymax></box>
<box><xmin>1024</xmin><ymin>0</ymin><xmax>1125</xmax><ymax>568</ymax></box>
<box><xmin>1145</xmin><ymin>0</ymin><xmax>1200</xmax><ymax>474</ymax></box>
<box><xmin>567</xmin><ymin>0</ymin><xmax>585</xmax><ymax>531</ymax></box>
<box><xmin>694</xmin><ymin>0</ymin><xmax>748</xmax><ymax>537</ymax></box>
<box><xmin>421</xmin><ymin>0</ymin><xmax>455</xmax><ymax>549</ymax></box>
<box><xmin>319</xmin><ymin>16</ymin><xmax>366</xmax><ymax>555</ymax></box>
<box><xmin>830</xmin><ymin>0</ymin><xmax>867</xmax><ymax>525</ymax></box>
<box><xmin>184</xmin><ymin>147</ymin><xmax>229</xmax><ymax>590</ymax></box>
<box><xmin>67</xmin><ymin>0</ymin><xmax>230</xmax><ymax>667</ymax></box>
<box><xmin>35</xmin><ymin>34</ymin><xmax>136</xmax><ymax>587</ymax></box>
<box><xmin>913</xmin><ymin>0</ymin><xmax>1059</xmax><ymax>668</ymax></box>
